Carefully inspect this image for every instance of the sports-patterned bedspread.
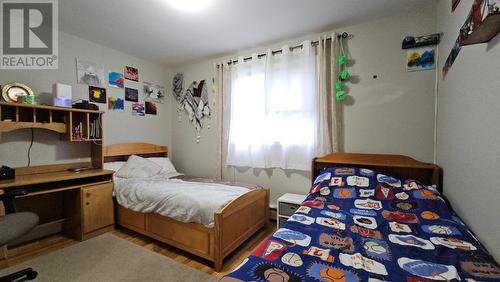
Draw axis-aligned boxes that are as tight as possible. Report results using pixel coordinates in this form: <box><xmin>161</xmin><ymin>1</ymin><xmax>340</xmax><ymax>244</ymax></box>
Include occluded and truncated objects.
<box><xmin>221</xmin><ymin>167</ymin><xmax>500</xmax><ymax>282</ymax></box>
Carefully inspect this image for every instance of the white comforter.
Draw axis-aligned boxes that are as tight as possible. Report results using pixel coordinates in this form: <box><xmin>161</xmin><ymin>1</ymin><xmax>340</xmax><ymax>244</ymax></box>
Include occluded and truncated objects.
<box><xmin>114</xmin><ymin>176</ymin><xmax>251</xmax><ymax>227</ymax></box>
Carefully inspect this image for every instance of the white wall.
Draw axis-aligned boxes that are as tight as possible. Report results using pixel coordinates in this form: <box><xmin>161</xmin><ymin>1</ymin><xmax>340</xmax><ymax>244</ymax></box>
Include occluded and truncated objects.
<box><xmin>0</xmin><ymin>32</ymin><xmax>173</xmax><ymax>167</ymax></box>
<box><xmin>436</xmin><ymin>0</ymin><xmax>500</xmax><ymax>261</ymax></box>
<box><xmin>171</xmin><ymin>5</ymin><xmax>437</xmax><ymax>205</ymax></box>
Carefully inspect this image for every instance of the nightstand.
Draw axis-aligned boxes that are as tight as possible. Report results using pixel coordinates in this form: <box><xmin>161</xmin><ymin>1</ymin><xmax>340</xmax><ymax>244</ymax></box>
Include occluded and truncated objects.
<box><xmin>277</xmin><ymin>193</ymin><xmax>307</xmax><ymax>228</ymax></box>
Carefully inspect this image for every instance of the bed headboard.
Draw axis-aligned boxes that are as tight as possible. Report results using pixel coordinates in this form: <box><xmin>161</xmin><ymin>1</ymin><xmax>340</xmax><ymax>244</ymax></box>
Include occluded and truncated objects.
<box><xmin>312</xmin><ymin>153</ymin><xmax>443</xmax><ymax>193</ymax></box>
<box><xmin>103</xmin><ymin>143</ymin><xmax>168</xmax><ymax>162</ymax></box>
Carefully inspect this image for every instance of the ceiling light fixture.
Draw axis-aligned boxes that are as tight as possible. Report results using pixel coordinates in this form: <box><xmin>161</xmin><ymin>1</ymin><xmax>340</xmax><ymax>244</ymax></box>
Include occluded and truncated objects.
<box><xmin>165</xmin><ymin>0</ymin><xmax>214</xmax><ymax>13</ymax></box>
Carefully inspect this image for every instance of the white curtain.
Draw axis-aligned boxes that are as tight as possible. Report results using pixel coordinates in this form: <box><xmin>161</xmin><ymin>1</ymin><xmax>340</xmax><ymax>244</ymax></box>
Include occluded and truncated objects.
<box><xmin>225</xmin><ymin>40</ymin><xmax>328</xmax><ymax>171</ymax></box>
<box><xmin>214</xmin><ymin>63</ymin><xmax>231</xmax><ymax>180</ymax></box>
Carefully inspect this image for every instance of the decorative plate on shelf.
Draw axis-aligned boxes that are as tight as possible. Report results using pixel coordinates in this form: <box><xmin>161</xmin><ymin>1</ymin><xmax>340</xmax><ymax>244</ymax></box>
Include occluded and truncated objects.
<box><xmin>1</xmin><ymin>83</ymin><xmax>34</xmax><ymax>103</ymax></box>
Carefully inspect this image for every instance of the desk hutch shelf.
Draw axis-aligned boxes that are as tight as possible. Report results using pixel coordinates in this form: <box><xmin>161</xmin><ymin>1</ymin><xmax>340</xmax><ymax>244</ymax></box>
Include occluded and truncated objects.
<box><xmin>0</xmin><ymin>102</ymin><xmax>103</xmax><ymax>142</ymax></box>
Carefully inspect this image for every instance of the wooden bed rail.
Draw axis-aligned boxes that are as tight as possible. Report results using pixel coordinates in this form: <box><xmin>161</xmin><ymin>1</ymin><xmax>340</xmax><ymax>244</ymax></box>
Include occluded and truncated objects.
<box><xmin>214</xmin><ymin>187</ymin><xmax>269</xmax><ymax>271</ymax></box>
<box><xmin>103</xmin><ymin>143</ymin><xmax>168</xmax><ymax>162</ymax></box>
<box><xmin>312</xmin><ymin>153</ymin><xmax>443</xmax><ymax>193</ymax></box>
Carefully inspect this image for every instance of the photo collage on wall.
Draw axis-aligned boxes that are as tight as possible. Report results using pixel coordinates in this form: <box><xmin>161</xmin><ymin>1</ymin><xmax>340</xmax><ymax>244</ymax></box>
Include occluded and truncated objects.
<box><xmin>76</xmin><ymin>59</ymin><xmax>164</xmax><ymax>116</ymax></box>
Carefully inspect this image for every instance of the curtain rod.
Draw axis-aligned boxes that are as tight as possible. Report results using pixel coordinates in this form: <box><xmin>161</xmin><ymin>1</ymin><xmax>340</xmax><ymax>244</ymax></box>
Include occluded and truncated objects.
<box><xmin>218</xmin><ymin>32</ymin><xmax>349</xmax><ymax>67</ymax></box>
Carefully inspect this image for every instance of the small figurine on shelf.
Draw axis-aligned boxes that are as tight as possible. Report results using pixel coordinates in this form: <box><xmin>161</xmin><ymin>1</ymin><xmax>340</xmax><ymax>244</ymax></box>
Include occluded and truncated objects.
<box><xmin>73</xmin><ymin>122</ymin><xmax>83</xmax><ymax>139</ymax></box>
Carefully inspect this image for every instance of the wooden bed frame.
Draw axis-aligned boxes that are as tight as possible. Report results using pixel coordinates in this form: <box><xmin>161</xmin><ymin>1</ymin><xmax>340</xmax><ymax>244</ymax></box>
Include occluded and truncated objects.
<box><xmin>312</xmin><ymin>153</ymin><xmax>443</xmax><ymax>193</ymax></box>
<box><xmin>103</xmin><ymin>143</ymin><xmax>269</xmax><ymax>272</ymax></box>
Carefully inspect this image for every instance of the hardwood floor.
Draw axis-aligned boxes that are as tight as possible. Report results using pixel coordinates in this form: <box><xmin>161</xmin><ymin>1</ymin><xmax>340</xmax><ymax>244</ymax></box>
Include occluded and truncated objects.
<box><xmin>3</xmin><ymin>221</ymin><xmax>276</xmax><ymax>280</ymax></box>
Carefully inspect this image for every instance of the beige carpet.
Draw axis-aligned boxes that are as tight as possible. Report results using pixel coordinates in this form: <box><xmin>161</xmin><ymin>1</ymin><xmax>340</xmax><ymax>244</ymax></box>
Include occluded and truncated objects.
<box><xmin>0</xmin><ymin>233</ymin><xmax>215</xmax><ymax>282</ymax></box>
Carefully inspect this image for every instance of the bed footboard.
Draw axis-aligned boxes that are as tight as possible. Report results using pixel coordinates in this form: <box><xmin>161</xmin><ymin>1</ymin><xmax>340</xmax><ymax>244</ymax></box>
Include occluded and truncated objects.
<box><xmin>213</xmin><ymin>187</ymin><xmax>269</xmax><ymax>271</ymax></box>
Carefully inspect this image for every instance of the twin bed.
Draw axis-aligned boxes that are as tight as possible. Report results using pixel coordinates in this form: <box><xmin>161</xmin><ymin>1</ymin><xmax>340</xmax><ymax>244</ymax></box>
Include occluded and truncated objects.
<box><xmin>223</xmin><ymin>153</ymin><xmax>500</xmax><ymax>281</ymax></box>
<box><xmin>103</xmin><ymin>143</ymin><xmax>269</xmax><ymax>272</ymax></box>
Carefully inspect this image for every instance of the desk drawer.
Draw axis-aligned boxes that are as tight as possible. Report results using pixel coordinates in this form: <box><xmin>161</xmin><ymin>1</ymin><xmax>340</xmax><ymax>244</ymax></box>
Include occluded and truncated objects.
<box><xmin>82</xmin><ymin>182</ymin><xmax>114</xmax><ymax>234</ymax></box>
<box><xmin>279</xmin><ymin>202</ymin><xmax>300</xmax><ymax>217</ymax></box>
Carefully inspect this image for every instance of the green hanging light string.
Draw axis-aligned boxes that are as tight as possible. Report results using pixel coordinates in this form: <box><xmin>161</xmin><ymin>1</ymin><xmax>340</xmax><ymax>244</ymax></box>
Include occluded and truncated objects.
<box><xmin>335</xmin><ymin>35</ymin><xmax>349</xmax><ymax>102</ymax></box>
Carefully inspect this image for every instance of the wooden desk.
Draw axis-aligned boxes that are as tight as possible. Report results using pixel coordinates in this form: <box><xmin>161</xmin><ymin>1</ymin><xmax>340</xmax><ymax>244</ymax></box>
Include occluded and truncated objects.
<box><xmin>0</xmin><ymin>166</ymin><xmax>115</xmax><ymax>248</ymax></box>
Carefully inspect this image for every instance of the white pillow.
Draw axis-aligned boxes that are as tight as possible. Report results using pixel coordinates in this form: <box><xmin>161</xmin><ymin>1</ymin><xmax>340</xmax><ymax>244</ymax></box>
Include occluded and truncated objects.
<box><xmin>147</xmin><ymin>157</ymin><xmax>177</xmax><ymax>174</ymax></box>
<box><xmin>115</xmin><ymin>155</ymin><xmax>162</xmax><ymax>178</ymax></box>
<box><xmin>103</xmin><ymin>161</ymin><xmax>126</xmax><ymax>172</ymax></box>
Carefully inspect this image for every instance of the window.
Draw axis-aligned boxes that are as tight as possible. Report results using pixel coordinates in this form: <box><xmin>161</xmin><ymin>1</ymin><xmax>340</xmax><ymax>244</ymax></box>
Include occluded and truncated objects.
<box><xmin>225</xmin><ymin>42</ymin><xmax>321</xmax><ymax>171</ymax></box>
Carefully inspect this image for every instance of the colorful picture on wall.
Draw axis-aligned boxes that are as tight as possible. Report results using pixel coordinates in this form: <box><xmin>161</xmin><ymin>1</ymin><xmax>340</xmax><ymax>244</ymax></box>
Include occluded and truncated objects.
<box><xmin>132</xmin><ymin>102</ymin><xmax>145</xmax><ymax>116</ymax></box>
<box><xmin>442</xmin><ymin>37</ymin><xmax>462</xmax><ymax>78</ymax></box>
<box><xmin>125</xmin><ymin>87</ymin><xmax>139</xmax><ymax>102</ymax></box>
<box><xmin>142</xmin><ymin>82</ymin><xmax>166</xmax><ymax>103</ymax></box>
<box><xmin>452</xmin><ymin>0</ymin><xmax>461</xmax><ymax>11</ymax></box>
<box><xmin>76</xmin><ymin>59</ymin><xmax>105</xmax><ymax>86</ymax></box>
<box><xmin>406</xmin><ymin>47</ymin><xmax>435</xmax><ymax>72</ymax></box>
<box><xmin>145</xmin><ymin>101</ymin><xmax>157</xmax><ymax>115</ymax></box>
<box><xmin>108</xmin><ymin>97</ymin><xmax>124</xmax><ymax>111</ymax></box>
<box><xmin>108</xmin><ymin>72</ymin><xmax>124</xmax><ymax>88</ymax></box>
<box><xmin>89</xmin><ymin>86</ymin><xmax>106</xmax><ymax>104</ymax></box>
<box><xmin>124</xmin><ymin>66</ymin><xmax>139</xmax><ymax>81</ymax></box>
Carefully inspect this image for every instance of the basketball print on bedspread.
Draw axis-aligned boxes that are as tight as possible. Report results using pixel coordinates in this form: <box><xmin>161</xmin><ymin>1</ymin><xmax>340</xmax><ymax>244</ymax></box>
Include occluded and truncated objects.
<box><xmin>333</xmin><ymin>187</ymin><xmax>356</xmax><ymax>199</ymax></box>
<box><xmin>281</xmin><ymin>252</ymin><xmax>303</xmax><ymax>267</ymax></box>
<box><xmin>307</xmin><ymin>262</ymin><xmax>360</xmax><ymax>282</ymax></box>
<box><xmin>253</xmin><ymin>263</ymin><xmax>303</xmax><ymax>282</ymax></box>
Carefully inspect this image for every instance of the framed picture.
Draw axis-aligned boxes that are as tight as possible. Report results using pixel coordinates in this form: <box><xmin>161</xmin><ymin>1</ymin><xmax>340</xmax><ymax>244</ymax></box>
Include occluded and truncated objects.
<box><xmin>145</xmin><ymin>101</ymin><xmax>157</xmax><ymax>115</ymax></box>
<box><xmin>124</xmin><ymin>66</ymin><xmax>139</xmax><ymax>82</ymax></box>
<box><xmin>142</xmin><ymin>82</ymin><xmax>166</xmax><ymax>103</ymax></box>
<box><xmin>77</xmin><ymin>59</ymin><xmax>105</xmax><ymax>86</ymax></box>
<box><xmin>125</xmin><ymin>87</ymin><xmax>139</xmax><ymax>102</ymax></box>
<box><xmin>108</xmin><ymin>97</ymin><xmax>124</xmax><ymax>112</ymax></box>
<box><xmin>108</xmin><ymin>72</ymin><xmax>124</xmax><ymax>88</ymax></box>
<box><xmin>89</xmin><ymin>86</ymin><xmax>106</xmax><ymax>104</ymax></box>
<box><xmin>132</xmin><ymin>102</ymin><xmax>145</xmax><ymax>116</ymax></box>
<box><xmin>406</xmin><ymin>47</ymin><xmax>435</xmax><ymax>72</ymax></box>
